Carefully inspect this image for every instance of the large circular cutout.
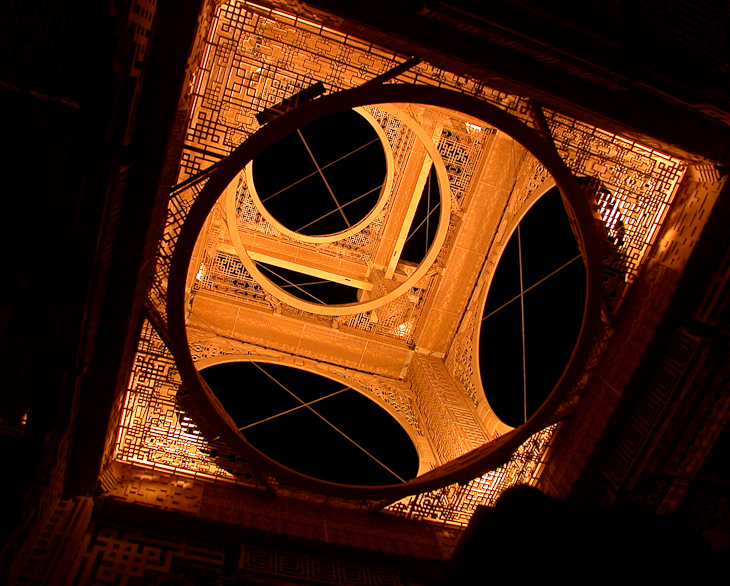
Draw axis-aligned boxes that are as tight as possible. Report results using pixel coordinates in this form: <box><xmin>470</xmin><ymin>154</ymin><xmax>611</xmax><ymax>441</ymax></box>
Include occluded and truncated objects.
<box><xmin>478</xmin><ymin>187</ymin><xmax>586</xmax><ymax>427</ymax></box>
<box><xmin>199</xmin><ymin>361</ymin><xmax>419</xmax><ymax>486</ymax></box>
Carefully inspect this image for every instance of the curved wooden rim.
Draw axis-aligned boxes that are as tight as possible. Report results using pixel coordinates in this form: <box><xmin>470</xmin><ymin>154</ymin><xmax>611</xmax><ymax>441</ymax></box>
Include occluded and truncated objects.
<box><xmin>166</xmin><ymin>84</ymin><xmax>605</xmax><ymax>500</ymax></box>
<box><xmin>228</xmin><ymin>103</ymin><xmax>452</xmax><ymax>316</ymax></box>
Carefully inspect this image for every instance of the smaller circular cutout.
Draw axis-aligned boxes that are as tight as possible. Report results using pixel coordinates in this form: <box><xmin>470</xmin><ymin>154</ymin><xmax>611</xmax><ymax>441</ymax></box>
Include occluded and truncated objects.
<box><xmin>225</xmin><ymin>103</ymin><xmax>454</xmax><ymax>316</ymax></box>
<box><xmin>251</xmin><ymin>109</ymin><xmax>387</xmax><ymax>237</ymax></box>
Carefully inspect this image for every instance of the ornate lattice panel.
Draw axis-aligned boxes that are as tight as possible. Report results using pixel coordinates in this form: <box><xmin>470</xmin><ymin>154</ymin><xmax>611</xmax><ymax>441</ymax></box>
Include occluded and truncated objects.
<box><xmin>196</xmin><ymin>248</ymin><xmax>270</xmax><ymax>306</ymax></box>
<box><xmin>150</xmin><ymin>0</ymin><xmax>544</xmax><ymax>327</ymax></box>
<box><xmin>344</xmin><ymin>275</ymin><xmax>435</xmax><ymax>345</ymax></box>
<box><xmin>655</xmin><ymin>164</ymin><xmax>726</xmax><ymax>273</ymax></box>
<box><xmin>545</xmin><ymin>110</ymin><xmax>686</xmax><ymax>303</ymax></box>
<box><xmin>446</xmin><ymin>315</ymin><xmax>481</xmax><ymax>410</ymax></box>
<box><xmin>9</xmin><ymin>496</ymin><xmax>94</xmax><ymax>586</ymax></box>
<box><xmin>71</xmin><ymin>521</ymin><xmax>410</xmax><ymax>586</ymax></box>
<box><xmin>72</xmin><ymin>526</ymin><xmax>226</xmax><ymax>585</ymax></box>
<box><xmin>238</xmin><ymin>543</ymin><xmax>403</xmax><ymax>585</ymax></box>
<box><xmin>132</xmin><ymin>0</ymin><xmax>693</xmax><ymax>535</ymax></box>
<box><xmin>603</xmin><ymin>329</ymin><xmax>701</xmax><ymax>489</ymax></box>
<box><xmin>409</xmin><ymin>355</ymin><xmax>488</xmax><ymax>464</ymax></box>
<box><xmin>115</xmin><ymin>319</ymin><xmax>263</xmax><ymax>486</ymax></box>
<box><xmin>385</xmin><ymin>425</ymin><xmax>557</xmax><ymax>526</ymax></box>
<box><xmin>437</xmin><ymin>124</ymin><xmax>491</xmax><ymax>210</ymax></box>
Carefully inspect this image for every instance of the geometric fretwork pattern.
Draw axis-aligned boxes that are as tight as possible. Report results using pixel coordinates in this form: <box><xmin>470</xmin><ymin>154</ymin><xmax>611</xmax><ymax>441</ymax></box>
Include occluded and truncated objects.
<box><xmin>149</xmin><ymin>0</ymin><xmax>540</xmax><ymax>330</ymax></box>
<box><xmin>71</xmin><ymin>524</ymin><xmax>409</xmax><ymax>586</ymax></box>
<box><xmin>126</xmin><ymin>0</ymin><xmax>688</xmax><ymax>530</ymax></box>
<box><xmin>73</xmin><ymin>527</ymin><xmax>218</xmax><ymax>585</ymax></box>
<box><xmin>150</xmin><ymin>0</ymin><xmax>684</xmax><ymax>351</ymax></box>
<box><xmin>115</xmin><ymin>314</ymin><xmax>558</xmax><ymax>526</ymax></box>
<box><xmin>115</xmin><ymin>319</ymin><xmax>264</xmax><ymax>486</ymax></box>
<box><xmin>546</xmin><ymin>110</ymin><xmax>686</xmax><ymax>303</ymax></box>
<box><xmin>409</xmin><ymin>355</ymin><xmax>487</xmax><ymax>464</ymax></box>
<box><xmin>603</xmin><ymin>329</ymin><xmax>700</xmax><ymax>489</ymax></box>
<box><xmin>385</xmin><ymin>424</ymin><xmax>557</xmax><ymax>526</ymax></box>
<box><xmin>240</xmin><ymin>544</ymin><xmax>403</xmax><ymax>585</ymax></box>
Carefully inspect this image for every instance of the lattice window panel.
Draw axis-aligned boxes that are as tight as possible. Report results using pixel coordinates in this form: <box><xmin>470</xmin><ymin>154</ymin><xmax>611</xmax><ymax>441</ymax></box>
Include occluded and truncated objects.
<box><xmin>149</xmin><ymin>180</ymin><xmax>203</xmax><ymax>322</ymax></box>
<box><xmin>367</xmin><ymin>106</ymin><xmax>412</xmax><ymax>171</ymax></box>
<box><xmin>240</xmin><ymin>544</ymin><xmax>402</xmax><ymax>586</ymax></box>
<box><xmin>75</xmin><ymin>519</ymin><xmax>408</xmax><ymax>585</ymax></box>
<box><xmin>545</xmin><ymin>110</ymin><xmax>685</xmax><ymax>301</ymax></box>
<box><xmin>419</xmin><ymin>357</ymin><xmax>487</xmax><ymax>451</ymax></box>
<box><xmin>344</xmin><ymin>277</ymin><xmax>433</xmax><ymax>344</ymax></box>
<box><xmin>181</xmin><ymin>0</ymin><xmax>410</xmax><ymax>183</ymax></box>
<box><xmin>115</xmin><ymin>319</ymin><xmax>263</xmax><ymax>485</ymax></box>
<box><xmin>410</xmin><ymin>356</ymin><xmax>487</xmax><ymax>463</ymax></box>
<box><xmin>392</xmin><ymin>61</ymin><xmax>538</xmax><ymax>130</ymax></box>
<box><xmin>136</xmin><ymin>1</ymin><xmax>691</xmax><ymax>525</ymax></box>
<box><xmin>196</xmin><ymin>250</ymin><xmax>271</xmax><ymax>307</ymax></box>
<box><xmin>603</xmin><ymin>329</ymin><xmax>700</xmax><ymax>488</ymax></box>
<box><xmin>447</xmin><ymin>317</ymin><xmax>480</xmax><ymax>408</ymax></box>
<box><xmin>385</xmin><ymin>425</ymin><xmax>557</xmax><ymax>526</ymax></box>
<box><xmin>437</xmin><ymin>126</ymin><xmax>488</xmax><ymax>209</ymax></box>
<box><xmin>73</xmin><ymin>527</ymin><xmax>226</xmax><ymax>585</ymax></box>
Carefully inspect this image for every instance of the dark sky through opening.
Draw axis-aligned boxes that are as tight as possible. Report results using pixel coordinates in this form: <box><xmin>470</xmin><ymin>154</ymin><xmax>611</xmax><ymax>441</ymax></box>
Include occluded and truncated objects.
<box><xmin>479</xmin><ymin>187</ymin><xmax>586</xmax><ymax>427</ymax></box>
<box><xmin>252</xmin><ymin>109</ymin><xmax>386</xmax><ymax>236</ymax></box>
<box><xmin>199</xmin><ymin>362</ymin><xmax>420</xmax><ymax>486</ymax></box>
<box><xmin>256</xmin><ymin>262</ymin><xmax>360</xmax><ymax>305</ymax></box>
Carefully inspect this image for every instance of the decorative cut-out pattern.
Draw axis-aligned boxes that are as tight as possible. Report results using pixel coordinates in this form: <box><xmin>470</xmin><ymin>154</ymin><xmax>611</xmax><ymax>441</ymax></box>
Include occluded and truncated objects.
<box><xmin>127</xmin><ymin>0</ymin><xmax>688</xmax><ymax>532</ymax></box>
<box><xmin>545</xmin><ymin>110</ymin><xmax>686</xmax><ymax>303</ymax></box>
<box><xmin>410</xmin><ymin>355</ymin><xmax>487</xmax><ymax>463</ymax></box>
<box><xmin>115</xmin><ymin>320</ymin><xmax>263</xmax><ymax>486</ymax></box>
<box><xmin>386</xmin><ymin>425</ymin><xmax>557</xmax><ymax>526</ymax></box>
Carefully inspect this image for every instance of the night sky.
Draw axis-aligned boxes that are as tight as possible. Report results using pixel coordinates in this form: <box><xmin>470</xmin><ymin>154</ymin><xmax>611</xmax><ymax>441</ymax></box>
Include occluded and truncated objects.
<box><xmin>200</xmin><ymin>362</ymin><xmax>419</xmax><ymax>486</ymax></box>
<box><xmin>256</xmin><ymin>261</ymin><xmax>360</xmax><ymax>305</ymax></box>
<box><xmin>252</xmin><ymin>108</ymin><xmax>386</xmax><ymax>236</ymax></box>
<box><xmin>479</xmin><ymin>187</ymin><xmax>586</xmax><ymax>427</ymax></box>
